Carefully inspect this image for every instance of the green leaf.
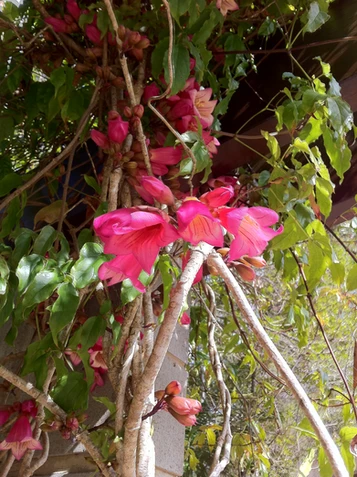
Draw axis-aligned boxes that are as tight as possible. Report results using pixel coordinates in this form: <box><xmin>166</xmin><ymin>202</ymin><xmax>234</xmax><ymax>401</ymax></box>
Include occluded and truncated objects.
<box><xmin>22</xmin><ymin>269</ymin><xmax>62</xmax><ymax>313</ymax></box>
<box><xmin>0</xmin><ymin>173</ymin><xmax>22</xmax><ymax>198</ymax></box>
<box><xmin>93</xmin><ymin>396</ymin><xmax>116</xmax><ymax>414</ymax></box>
<box><xmin>306</xmin><ymin>241</ymin><xmax>328</xmax><ymax>290</ymax></box>
<box><xmin>71</xmin><ymin>243</ymin><xmax>106</xmax><ymax>289</ymax></box>
<box><xmin>69</xmin><ymin>315</ymin><xmax>106</xmax><ymax>352</ymax></box>
<box><xmin>164</xmin><ymin>44</ymin><xmax>190</xmax><ymax>96</ymax></box>
<box><xmin>22</xmin><ymin>334</ymin><xmax>55</xmax><ymax>389</ymax></box>
<box><xmin>84</xmin><ymin>174</ymin><xmax>101</xmax><ymax>194</ymax></box>
<box><xmin>316</xmin><ymin>177</ymin><xmax>333</xmax><ymax>217</ymax></box>
<box><xmin>11</xmin><ymin>229</ymin><xmax>35</xmax><ymax>267</ymax></box>
<box><xmin>302</xmin><ymin>1</ymin><xmax>330</xmax><ymax>33</ymax></box>
<box><xmin>97</xmin><ymin>9</ymin><xmax>110</xmax><ymax>38</ymax></box>
<box><xmin>121</xmin><ymin>279</ymin><xmax>141</xmax><ymax>305</ymax></box>
<box><xmin>346</xmin><ymin>264</ymin><xmax>357</xmax><ymax>291</ymax></box>
<box><xmin>151</xmin><ymin>38</ymin><xmax>169</xmax><ymax>79</ymax></box>
<box><xmin>34</xmin><ymin>200</ymin><xmax>67</xmax><ymax>227</ymax></box>
<box><xmin>192</xmin><ymin>8</ymin><xmax>221</xmax><ymax>45</ymax></box>
<box><xmin>169</xmin><ymin>0</ymin><xmax>190</xmax><ymax>24</ymax></box>
<box><xmin>270</xmin><ymin>215</ymin><xmax>307</xmax><ymax>250</ymax></box>
<box><xmin>158</xmin><ymin>254</ymin><xmax>175</xmax><ymax>310</ymax></box>
<box><xmin>16</xmin><ymin>254</ymin><xmax>44</xmax><ymax>293</ymax></box>
<box><xmin>33</xmin><ymin>225</ymin><xmax>57</xmax><ymax>256</ymax></box>
<box><xmin>258</xmin><ymin>17</ymin><xmax>275</xmax><ymax>36</ymax></box>
<box><xmin>49</xmin><ymin>283</ymin><xmax>80</xmax><ymax>347</ymax></box>
<box><xmin>50</xmin><ymin>68</ymin><xmax>66</xmax><ymax>98</ymax></box>
<box><xmin>299</xmin><ymin>449</ymin><xmax>316</xmax><ymax>476</ymax></box>
<box><xmin>77</xmin><ymin>229</ymin><xmax>95</xmax><ymax>250</ymax></box>
<box><xmin>51</xmin><ymin>371</ymin><xmax>89</xmax><ymax>412</ymax></box>
<box><xmin>329</xmin><ymin>262</ymin><xmax>345</xmax><ymax>286</ymax></box>
<box><xmin>323</xmin><ymin>127</ymin><xmax>351</xmax><ymax>180</ymax></box>
<box><xmin>262</xmin><ymin>131</ymin><xmax>280</xmax><ymax>162</ymax></box>
<box><xmin>326</xmin><ymin>97</ymin><xmax>353</xmax><ymax>132</ymax></box>
<box><xmin>318</xmin><ymin>446</ymin><xmax>332</xmax><ymax>477</ymax></box>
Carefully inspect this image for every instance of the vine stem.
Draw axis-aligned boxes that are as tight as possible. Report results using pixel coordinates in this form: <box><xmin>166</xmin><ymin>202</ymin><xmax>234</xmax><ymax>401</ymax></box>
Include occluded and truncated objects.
<box><xmin>290</xmin><ymin>248</ymin><xmax>357</xmax><ymax>423</ymax></box>
<box><xmin>325</xmin><ymin>224</ymin><xmax>357</xmax><ymax>264</ymax></box>
<box><xmin>122</xmin><ymin>242</ymin><xmax>213</xmax><ymax>477</ymax></box>
<box><xmin>207</xmin><ymin>251</ymin><xmax>349</xmax><ymax>477</ymax></box>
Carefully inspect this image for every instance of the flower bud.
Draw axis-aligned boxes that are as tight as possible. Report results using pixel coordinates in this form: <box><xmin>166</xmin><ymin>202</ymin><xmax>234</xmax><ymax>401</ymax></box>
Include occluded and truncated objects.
<box><xmin>61</xmin><ymin>428</ymin><xmax>72</xmax><ymax>440</ymax></box>
<box><xmin>133</xmin><ymin>104</ymin><xmax>144</xmax><ymax>119</ymax></box>
<box><xmin>165</xmin><ymin>396</ymin><xmax>202</xmax><ymax>415</ymax></box>
<box><xmin>86</xmin><ymin>48</ymin><xmax>103</xmax><ymax>59</ymax></box>
<box><xmin>217</xmin><ymin>247</ymin><xmax>230</xmax><ymax>257</ymax></box>
<box><xmin>123</xmin><ymin>106</ymin><xmax>133</xmax><ymax>118</ymax></box>
<box><xmin>231</xmin><ymin>263</ymin><xmax>256</xmax><ymax>281</ymax></box>
<box><xmin>66</xmin><ymin>416</ymin><xmax>79</xmax><ymax>431</ymax></box>
<box><xmin>155</xmin><ymin>390</ymin><xmax>165</xmax><ymax>400</ymax></box>
<box><xmin>117</xmin><ymin>24</ymin><xmax>126</xmax><ymax>41</ymax></box>
<box><xmin>86</xmin><ymin>25</ymin><xmax>102</xmax><ymax>45</ymax></box>
<box><xmin>241</xmin><ymin>256</ymin><xmax>266</xmax><ymax>268</ymax></box>
<box><xmin>45</xmin><ymin>17</ymin><xmax>69</xmax><ymax>33</ymax></box>
<box><xmin>135</xmin><ymin>37</ymin><xmax>150</xmax><ymax>49</ymax></box>
<box><xmin>165</xmin><ymin>381</ymin><xmax>182</xmax><ymax>396</ymax></box>
<box><xmin>111</xmin><ymin>76</ymin><xmax>125</xmax><ymax>89</ymax></box>
<box><xmin>140</xmin><ymin>176</ymin><xmax>175</xmax><ymax>206</ymax></box>
<box><xmin>179</xmin><ymin>312</ymin><xmax>191</xmax><ymax>326</ymax></box>
<box><xmin>168</xmin><ymin>409</ymin><xmax>197</xmax><ymax>426</ymax></box>
<box><xmin>108</xmin><ymin>113</ymin><xmax>129</xmax><ymax>144</ymax></box>
<box><xmin>67</xmin><ymin>0</ymin><xmax>81</xmax><ymax>21</ymax></box>
<box><xmin>128</xmin><ymin>30</ymin><xmax>141</xmax><ymax>46</ymax></box>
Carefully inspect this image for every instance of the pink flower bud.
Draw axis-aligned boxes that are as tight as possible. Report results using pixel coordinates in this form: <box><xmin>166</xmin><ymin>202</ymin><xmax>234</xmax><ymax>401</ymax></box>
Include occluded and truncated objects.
<box><xmin>135</xmin><ymin>36</ymin><xmax>150</xmax><ymax>49</ymax></box>
<box><xmin>231</xmin><ymin>263</ymin><xmax>256</xmax><ymax>281</ymax></box>
<box><xmin>133</xmin><ymin>104</ymin><xmax>144</xmax><ymax>119</ymax></box>
<box><xmin>85</xmin><ymin>24</ymin><xmax>102</xmax><ymax>45</ymax></box>
<box><xmin>123</xmin><ymin>106</ymin><xmax>133</xmax><ymax>118</ymax></box>
<box><xmin>128</xmin><ymin>30</ymin><xmax>141</xmax><ymax>45</ymax></box>
<box><xmin>90</xmin><ymin>130</ymin><xmax>110</xmax><ymax>149</ymax></box>
<box><xmin>66</xmin><ymin>416</ymin><xmax>79</xmax><ymax>431</ymax></box>
<box><xmin>155</xmin><ymin>390</ymin><xmax>166</xmax><ymax>400</ymax></box>
<box><xmin>242</xmin><ymin>256</ymin><xmax>266</xmax><ymax>268</ymax></box>
<box><xmin>45</xmin><ymin>17</ymin><xmax>69</xmax><ymax>33</ymax></box>
<box><xmin>108</xmin><ymin>113</ymin><xmax>129</xmax><ymax>144</ymax></box>
<box><xmin>179</xmin><ymin>312</ymin><xmax>191</xmax><ymax>326</ymax></box>
<box><xmin>168</xmin><ymin>409</ymin><xmax>197</xmax><ymax>426</ymax></box>
<box><xmin>165</xmin><ymin>381</ymin><xmax>182</xmax><ymax>396</ymax></box>
<box><xmin>166</xmin><ymin>396</ymin><xmax>202</xmax><ymax>415</ymax></box>
<box><xmin>64</xmin><ymin>14</ymin><xmax>74</xmax><ymax>25</ymax></box>
<box><xmin>143</xmin><ymin>83</ymin><xmax>160</xmax><ymax>102</ymax></box>
<box><xmin>61</xmin><ymin>428</ymin><xmax>72</xmax><ymax>440</ymax></box>
<box><xmin>67</xmin><ymin>0</ymin><xmax>81</xmax><ymax>21</ymax></box>
<box><xmin>140</xmin><ymin>176</ymin><xmax>175</xmax><ymax>206</ymax></box>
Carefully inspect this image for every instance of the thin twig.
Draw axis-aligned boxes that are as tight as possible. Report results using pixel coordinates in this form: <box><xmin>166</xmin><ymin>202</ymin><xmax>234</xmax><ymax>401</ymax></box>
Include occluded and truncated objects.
<box><xmin>325</xmin><ymin>224</ymin><xmax>357</xmax><ymax>264</ymax></box>
<box><xmin>290</xmin><ymin>249</ymin><xmax>357</xmax><ymax>423</ymax></box>
<box><xmin>202</xmin><ymin>282</ymin><xmax>232</xmax><ymax>477</ymax></box>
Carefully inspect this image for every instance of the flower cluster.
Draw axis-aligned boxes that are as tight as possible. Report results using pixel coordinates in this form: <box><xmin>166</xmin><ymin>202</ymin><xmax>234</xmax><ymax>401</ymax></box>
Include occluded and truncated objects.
<box><xmin>94</xmin><ymin>193</ymin><xmax>282</xmax><ymax>291</ymax></box>
<box><xmin>154</xmin><ymin>381</ymin><xmax>202</xmax><ymax>426</ymax></box>
<box><xmin>0</xmin><ymin>400</ymin><xmax>42</xmax><ymax>461</ymax></box>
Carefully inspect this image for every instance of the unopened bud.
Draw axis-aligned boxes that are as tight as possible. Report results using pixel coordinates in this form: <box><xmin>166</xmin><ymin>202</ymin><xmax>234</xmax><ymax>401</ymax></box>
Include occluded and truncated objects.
<box><xmin>86</xmin><ymin>47</ymin><xmax>103</xmax><ymax>59</ymax></box>
<box><xmin>133</xmin><ymin>104</ymin><xmax>144</xmax><ymax>119</ymax></box>
<box><xmin>102</xmin><ymin>66</ymin><xmax>111</xmax><ymax>80</ymax></box>
<box><xmin>155</xmin><ymin>390</ymin><xmax>165</xmax><ymax>400</ymax></box>
<box><xmin>165</xmin><ymin>381</ymin><xmax>182</xmax><ymax>396</ymax></box>
<box><xmin>66</xmin><ymin>416</ymin><xmax>79</xmax><ymax>431</ymax></box>
<box><xmin>128</xmin><ymin>30</ymin><xmax>141</xmax><ymax>46</ymax></box>
<box><xmin>232</xmin><ymin>263</ymin><xmax>256</xmax><ymax>281</ymax></box>
<box><xmin>131</xmin><ymin>116</ymin><xmax>141</xmax><ymax>129</ymax></box>
<box><xmin>131</xmin><ymin>141</ymin><xmax>142</xmax><ymax>153</ymax></box>
<box><xmin>241</xmin><ymin>256</ymin><xmax>266</xmax><ymax>268</ymax></box>
<box><xmin>207</xmin><ymin>262</ymin><xmax>219</xmax><ymax>276</ymax></box>
<box><xmin>217</xmin><ymin>247</ymin><xmax>230</xmax><ymax>257</ymax></box>
<box><xmin>112</xmin><ymin>76</ymin><xmax>125</xmax><ymax>88</ymax></box>
<box><xmin>117</xmin><ymin>24</ymin><xmax>126</xmax><ymax>41</ymax></box>
<box><xmin>136</xmin><ymin>37</ymin><xmax>150</xmax><ymax>49</ymax></box>
<box><xmin>76</xmin><ymin>63</ymin><xmax>91</xmax><ymax>73</ymax></box>
<box><xmin>123</xmin><ymin>106</ymin><xmax>133</xmax><ymax>118</ymax></box>
<box><xmin>61</xmin><ymin>428</ymin><xmax>72</xmax><ymax>440</ymax></box>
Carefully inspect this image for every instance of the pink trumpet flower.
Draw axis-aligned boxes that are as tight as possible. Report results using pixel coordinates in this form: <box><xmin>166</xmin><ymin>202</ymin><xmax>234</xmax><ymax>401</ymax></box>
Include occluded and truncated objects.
<box><xmin>140</xmin><ymin>176</ymin><xmax>175</xmax><ymax>206</ymax></box>
<box><xmin>219</xmin><ymin>206</ymin><xmax>283</xmax><ymax>260</ymax></box>
<box><xmin>216</xmin><ymin>0</ymin><xmax>239</xmax><ymax>16</ymax></box>
<box><xmin>0</xmin><ymin>416</ymin><xmax>42</xmax><ymax>461</ymax></box>
<box><xmin>98</xmin><ymin>254</ymin><xmax>146</xmax><ymax>292</ymax></box>
<box><xmin>200</xmin><ymin>186</ymin><xmax>234</xmax><ymax>208</ymax></box>
<box><xmin>177</xmin><ymin>200</ymin><xmax>223</xmax><ymax>247</ymax></box>
<box><xmin>94</xmin><ymin>207</ymin><xmax>179</xmax><ymax>288</ymax></box>
<box><xmin>90</xmin><ymin>130</ymin><xmax>110</xmax><ymax>149</ymax></box>
<box><xmin>189</xmin><ymin>88</ymin><xmax>217</xmax><ymax>128</ymax></box>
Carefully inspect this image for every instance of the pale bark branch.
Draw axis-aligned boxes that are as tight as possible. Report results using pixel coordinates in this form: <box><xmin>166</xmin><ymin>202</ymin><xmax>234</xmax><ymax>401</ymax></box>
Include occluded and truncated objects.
<box><xmin>122</xmin><ymin>242</ymin><xmax>213</xmax><ymax>477</ymax></box>
<box><xmin>207</xmin><ymin>251</ymin><xmax>349</xmax><ymax>477</ymax></box>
